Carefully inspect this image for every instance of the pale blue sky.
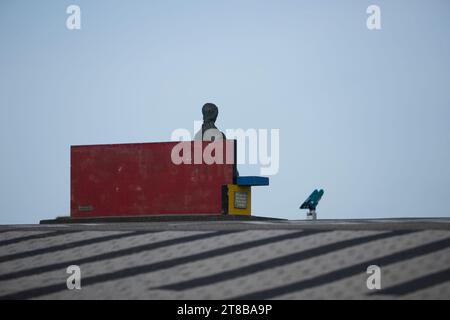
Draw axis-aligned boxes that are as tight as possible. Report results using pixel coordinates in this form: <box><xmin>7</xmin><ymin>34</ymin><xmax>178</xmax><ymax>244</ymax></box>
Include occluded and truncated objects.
<box><xmin>1</xmin><ymin>0</ymin><xmax>449</xmax><ymax>224</ymax></box>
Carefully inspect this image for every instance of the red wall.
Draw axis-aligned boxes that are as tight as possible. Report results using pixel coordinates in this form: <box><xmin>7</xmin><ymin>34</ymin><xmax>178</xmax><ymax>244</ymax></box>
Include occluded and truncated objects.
<box><xmin>71</xmin><ymin>141</ymin><xmax>236</xmax><ymax>218</ymax></box>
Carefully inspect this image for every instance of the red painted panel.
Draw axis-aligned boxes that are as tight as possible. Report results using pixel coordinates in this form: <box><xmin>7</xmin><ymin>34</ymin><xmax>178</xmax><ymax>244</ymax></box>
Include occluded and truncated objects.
<box><xmin>71</xmin><ymin>141</ymin><xmax>235</xmax><ymax>218</ymax></box>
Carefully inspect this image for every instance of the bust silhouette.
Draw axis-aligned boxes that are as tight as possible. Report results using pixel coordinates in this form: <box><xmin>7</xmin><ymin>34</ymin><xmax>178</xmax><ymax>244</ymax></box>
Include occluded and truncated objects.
<box><xmin>194</xmin><ymin>103</ymin><xmax>226</xmax><ymax>141</ymax></box>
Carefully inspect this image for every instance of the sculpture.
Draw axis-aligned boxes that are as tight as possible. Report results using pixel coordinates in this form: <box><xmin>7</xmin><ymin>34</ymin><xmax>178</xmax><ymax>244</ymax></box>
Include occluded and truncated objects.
<box><xmin>194</xmin><ymin>103</ymin><xmax>226</xmax><ymax>141</ymax></box>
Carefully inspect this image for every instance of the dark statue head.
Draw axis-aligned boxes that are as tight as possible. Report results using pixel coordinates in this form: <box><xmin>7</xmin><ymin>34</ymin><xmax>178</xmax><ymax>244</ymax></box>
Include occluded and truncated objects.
<box><xmin>202</xmin><ymin>103</ymin><xmax>218</xmax><ymax>123</ymax></box>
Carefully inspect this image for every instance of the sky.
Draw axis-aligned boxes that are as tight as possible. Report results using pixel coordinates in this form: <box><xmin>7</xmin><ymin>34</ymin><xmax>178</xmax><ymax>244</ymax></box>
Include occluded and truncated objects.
<box><xmin>1</xmin><ymin>0</ymin><xmax>449</xmax><ymax>224</ymax></box>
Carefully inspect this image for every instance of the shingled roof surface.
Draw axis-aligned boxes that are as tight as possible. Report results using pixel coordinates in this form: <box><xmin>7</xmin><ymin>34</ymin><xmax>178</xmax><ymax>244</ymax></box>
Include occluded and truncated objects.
<box><xmin>0</xmin><ymin>218</ymin><xmax>449</xmax><ymax>299</ymax></box>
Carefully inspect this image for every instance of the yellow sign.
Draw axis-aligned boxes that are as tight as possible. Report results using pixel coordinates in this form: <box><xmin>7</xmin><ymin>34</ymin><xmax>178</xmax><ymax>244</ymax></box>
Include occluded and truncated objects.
<box><xmin>227</xmin><ymin>184</ymin><xmax>251</xmax><ymax>216</ymax></box>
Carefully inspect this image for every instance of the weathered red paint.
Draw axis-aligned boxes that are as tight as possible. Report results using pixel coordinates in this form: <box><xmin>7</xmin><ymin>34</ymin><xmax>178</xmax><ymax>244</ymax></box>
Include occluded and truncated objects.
<box><xmin>71</xmin><ymin>141</ymin><xmax>235</xmax><ymax>218</ymax></box>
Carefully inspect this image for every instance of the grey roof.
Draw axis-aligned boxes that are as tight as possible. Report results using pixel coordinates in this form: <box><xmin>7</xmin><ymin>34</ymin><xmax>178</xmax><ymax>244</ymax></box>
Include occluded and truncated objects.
<box><xmin>1</xmin><ymin>218</ymin><xmax>449</xmax><ymax>299</ymax></box>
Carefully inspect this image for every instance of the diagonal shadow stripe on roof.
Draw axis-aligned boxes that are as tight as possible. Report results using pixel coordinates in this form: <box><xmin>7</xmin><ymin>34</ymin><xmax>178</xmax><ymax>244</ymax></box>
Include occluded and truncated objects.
<box><xmin>0</xmin><ymin>229</ymin><xmax>31</xmax><ymax>235</ymax></box>
<box><xmin>0</xmin><ymin>230</ymin><xmax>79</xmax><ymax>247</ymax></box>
<box><xmin>0</xmin><ymin>231</ymin><xmax>160</xmax><ymax>263</ymax></box>
<box><xmin>371</xmin><ymin>267</ymin><xmax>450</xmax><ymax>296</ymax></box>
<box><xmin>157</xmin><ymin>230</ymin><xmax>416</xmax><ymax>291</ymax></box>
<box><xmin>232</xmin><ymin>236</ymin><xmax>450</xmax><ymax>299</ymax></box>
<box><xmin>0</xmin><ymin>230</ymin><xmax>244</xmax><ymax>281</ymax></box>
<box><xmin>0</xmin><ymin>230</ymin><xmax>322</xmax><ymax>299</ymax></box>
